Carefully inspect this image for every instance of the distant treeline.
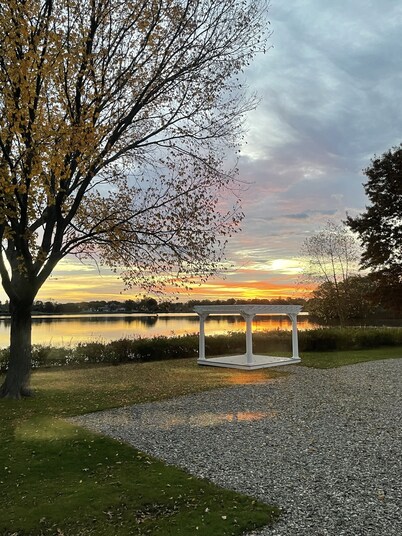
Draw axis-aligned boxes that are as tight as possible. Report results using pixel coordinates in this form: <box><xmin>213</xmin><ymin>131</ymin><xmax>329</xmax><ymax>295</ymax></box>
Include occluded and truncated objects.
<box><xmin>0</xmin><ymin>297</ymin><xmax>307</xmax><ymax>315</ymax></box>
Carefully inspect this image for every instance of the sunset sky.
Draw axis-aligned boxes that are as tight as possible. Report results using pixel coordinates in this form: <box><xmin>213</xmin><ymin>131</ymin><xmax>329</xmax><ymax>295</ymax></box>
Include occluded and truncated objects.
<box><xmin>4</xmin><ymin>0</ymin><xmax>402</xmax><ymax>305</ymax></box>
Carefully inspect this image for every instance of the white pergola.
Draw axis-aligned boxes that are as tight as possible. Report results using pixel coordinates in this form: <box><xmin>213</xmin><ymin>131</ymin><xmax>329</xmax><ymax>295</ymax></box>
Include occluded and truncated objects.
<box><xmin>194</xmin><ymin>304</ymin><xmax>303</xmax><ymax>370</ymax></box>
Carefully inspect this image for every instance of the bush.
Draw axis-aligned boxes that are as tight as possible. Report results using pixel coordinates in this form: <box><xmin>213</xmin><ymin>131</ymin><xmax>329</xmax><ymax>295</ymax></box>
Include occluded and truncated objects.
<box><xmin>299</xmin><ymin>329</ymin><xmax>341</xmax><ymax>351</ymax></box>
<box><xmin>128</xmin><ymin>334</ymin><xmax>199</xmax><ymax>361</ymax></box>
<box><xmin>0</xmin><ymin>348</ymin><xmax>9</xmax><ymax>372</ymax></box>
<box><xmin>73</xmin><ymin>342</ymin><xmax>109</xmax><ymax>364</ymax></box>
<box><xmin>298</xmin><ymin>327</ymin><xmax>402</xmax><ymax>352</ymax></box>
<box><xmin>205</xmin><ymin>332</ymin><xmax>245</xmax><ymax>355</ymax></box>
<box><xmin>253</xmin><ymin>331</ymin><xmax>291</xmax><ymax>353</ymax></box>
<box><xmin>31</xmin><ymin>345</ymin><xmax>74</xmax><ymax>367</ymax></box>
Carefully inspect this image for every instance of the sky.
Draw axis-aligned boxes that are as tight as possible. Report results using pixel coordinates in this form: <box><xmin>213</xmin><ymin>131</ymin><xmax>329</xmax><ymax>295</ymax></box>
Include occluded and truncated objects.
<box><xmin>13</xmin><ymin>0</ymin><xmax>402</xmax><ymax>304</ymax></box>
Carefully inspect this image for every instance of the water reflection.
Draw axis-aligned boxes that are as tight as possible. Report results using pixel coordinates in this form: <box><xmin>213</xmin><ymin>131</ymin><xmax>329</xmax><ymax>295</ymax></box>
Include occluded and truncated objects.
<box><xmin>177</xmin><ymin>410</ymin><xmax>277</xmax><ymax>427</ymax></box>
<box><xmin>0</xmin><ymin>313</ymin><xmax>317</xmax><ymax>348</ymax></box>
<box><xmin>112</xmin><ymin>409</ymin><xmax>278</xmax><ymax>430</ymax></box>
<box><xmin>0</xmin><ymin>314</ymin><xmax>161</xmax><ymax>326</ymax></box>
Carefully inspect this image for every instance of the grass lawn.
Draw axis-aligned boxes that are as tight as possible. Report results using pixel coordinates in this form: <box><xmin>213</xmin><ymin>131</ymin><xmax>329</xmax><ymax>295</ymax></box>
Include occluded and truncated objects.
<box><xmin>1</xmin><ymin>347</ymin><xmax>401</xmax><ymax>535</ymax></box>
<box><xmin>299</xmin><ymin>345</ymin><xmax>402</xmax><ymax>368</ymax></box>
<box><xmin>1</xmin><ymin>360</ymin><xmax>283</xmax><ymax>536</ymax></box>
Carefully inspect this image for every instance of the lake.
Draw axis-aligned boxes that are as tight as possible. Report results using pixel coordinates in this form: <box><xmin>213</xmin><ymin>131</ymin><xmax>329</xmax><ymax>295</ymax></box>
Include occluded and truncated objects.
<box><xmin>0</xmin><ymin>313</ymin><xmax>317</xmax><ymax>348</ymax></box>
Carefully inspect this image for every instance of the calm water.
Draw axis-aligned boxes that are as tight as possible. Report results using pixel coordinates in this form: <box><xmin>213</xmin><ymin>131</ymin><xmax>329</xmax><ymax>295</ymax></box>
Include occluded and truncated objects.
<box><xmin>0</xmin><ymin>313</ymin><xmax>317</xmax><ymax>348</ymax></box>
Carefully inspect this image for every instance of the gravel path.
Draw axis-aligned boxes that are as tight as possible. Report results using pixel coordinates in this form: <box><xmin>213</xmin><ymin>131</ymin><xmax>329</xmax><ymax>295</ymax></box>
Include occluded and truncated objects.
<box><xmin>71</xmin><ymin>359</ymin><xmax>402</xmax><ymax>535</ymax></box>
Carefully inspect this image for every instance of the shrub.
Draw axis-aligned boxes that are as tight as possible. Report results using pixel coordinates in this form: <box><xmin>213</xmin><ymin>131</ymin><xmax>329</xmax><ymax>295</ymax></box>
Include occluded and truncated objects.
<box><xmin>205</xmin><ymin>332</ymin><xmax>245</xmax><ymax>355</ymax></box>
<box><xmin>73</xmin><ymin>341</ymin><xmax>109</xmax><ymax>364</ymax></box>
<box><xmin>128</xmin><ymin>334</ymin><xmax>199</xmax><ymax>361</ymax></box>
<box><xmin>31</xmin><ymin>345</ymin><xmax>73</xmax><ymax>367</ymax></box>
<box><xmin>253</xmin><ymin>331</ymin><xmax>291</xmax><ymax>353</ymax></box>
<box><xmin>299</xmin><ymin>329</ymin><xmax>341</xmax><ymax>351</ymax></box>
<box><xmin>298</xmin><ymin>327</ymin><xmax>402</xmax><ymax>352</ymax></box>
<box><xmin>0</xmin><ymin>348</ymin><xmax>9</xmax><ymax>372</ymax></box>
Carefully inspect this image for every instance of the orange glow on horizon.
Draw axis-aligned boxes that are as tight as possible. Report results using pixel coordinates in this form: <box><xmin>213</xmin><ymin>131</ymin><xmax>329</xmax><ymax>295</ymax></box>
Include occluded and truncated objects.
<box><xmin>30</xmin><ymin>275</ymin><xmax>315</xmax><ymax>303</ymax></box>
<box><xmin>172</xmin><ymin>278</ymin><xmax>315</xmax><ymax>300</ymax></box>
<box><xmin>0</xmin><ymin>257</ymin><xmax>315</xmax><ymax>304</ymax></box>
<box><xmin>30</xmin><ymin>279</ymin><xmax>314</xmax><ymax>303</ymax></box>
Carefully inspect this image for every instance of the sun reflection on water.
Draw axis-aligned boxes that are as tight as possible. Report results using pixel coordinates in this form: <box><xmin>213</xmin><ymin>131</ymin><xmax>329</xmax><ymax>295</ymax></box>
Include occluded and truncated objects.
<box><xmin>0</xmin><ymin>313</ymin><xmax>316</xmax><ymax>348</ymax></box>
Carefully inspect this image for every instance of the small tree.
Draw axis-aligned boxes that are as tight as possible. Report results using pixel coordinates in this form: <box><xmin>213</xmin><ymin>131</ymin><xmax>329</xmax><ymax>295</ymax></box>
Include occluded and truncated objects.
<box><xmin>0</xmin><ymin>0</ymin><xmax>270</xmax><ymax>398</ymax></box>
<box><xmin>300</xmin><ymin>221</ymin><xmax>360</xmax><ymax>325</ymax></box>
<box><xmin>347</xmin><ymin>144</ymin><xmax>402</xmax><ymax>308</ymax></box>
<box><xmin>307</xmin><ymin>275</ymin><xmax>375</xmax><ymax>325</ymax></box>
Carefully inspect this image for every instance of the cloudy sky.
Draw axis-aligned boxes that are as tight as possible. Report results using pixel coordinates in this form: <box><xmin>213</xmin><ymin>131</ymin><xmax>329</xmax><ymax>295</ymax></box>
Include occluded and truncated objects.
<box><xmin>16</xmin><ymin>0</ymin><xmax>402</xmax><ymax>304</ymax></box>
<box><xmin>218</xmin><ymin>0</ymin><xmax>402</xmax><ymax>300</ymax></box>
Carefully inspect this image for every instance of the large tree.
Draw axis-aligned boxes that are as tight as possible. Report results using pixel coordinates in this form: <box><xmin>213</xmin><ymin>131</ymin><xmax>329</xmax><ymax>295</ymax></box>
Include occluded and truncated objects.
<box><xmin>0</xmin><ymin>0</ymin><xmax>269</xmax><ymax>398</ymax></box>
<box><xmin>300</xmin><ymin>221</ymin><xmax>360</xmax><ymax>325</ymax></box>
<box><xmin>347</xmin><ymin>144</ymin><xmax>402</xmax><ymax>308</ymax></box>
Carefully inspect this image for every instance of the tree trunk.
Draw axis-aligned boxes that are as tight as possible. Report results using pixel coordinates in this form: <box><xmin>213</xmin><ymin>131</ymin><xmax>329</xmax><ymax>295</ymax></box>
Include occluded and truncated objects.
<box><xmin>0</xmin><ymin>299</ymin><xmax>33</xmax><ymax>399</ymax></box>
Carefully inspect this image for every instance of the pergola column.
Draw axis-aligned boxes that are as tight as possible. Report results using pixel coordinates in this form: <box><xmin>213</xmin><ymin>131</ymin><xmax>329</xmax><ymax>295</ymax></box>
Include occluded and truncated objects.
<box><xmin>241</xmin><ymin>312</ymin><xmax>255</xmax><ymax>365</ymax></box>
<box><xmin>197</xmin><ymin>312</ymin><xmax>209</xmax><ymax>360</ymax></box>
<box><xmin>288</xmin><ymin>313</ymin><xmax>299</xmax><ymax>359</ymax></box>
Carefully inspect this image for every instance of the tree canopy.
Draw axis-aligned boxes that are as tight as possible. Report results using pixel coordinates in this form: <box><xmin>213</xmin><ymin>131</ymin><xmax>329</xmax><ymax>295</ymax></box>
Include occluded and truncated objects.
<box><xmin>347</xmin><ymin>145</ymin><xmax>402</xmax><ymax>289</ymax></box>
<box><xmin>306</xmin><ymin>275</ymin><xmax>377</xmax><ymax>325</ymax></box>
<box><xmin>0</xmin><ymin>0</ymin><xmax>270</xmax><ymax>398</ymax></box>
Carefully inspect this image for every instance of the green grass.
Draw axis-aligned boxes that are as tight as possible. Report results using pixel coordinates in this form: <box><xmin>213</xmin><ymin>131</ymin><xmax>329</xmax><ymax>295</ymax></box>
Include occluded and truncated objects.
<box><xmin>0</xmin><ymin>360</ymin><xmax>282</xmax><ymax>536</ymax></box>
<box><xmin>2</xmin><ymin>345</ymin><xmax>402</xmax><ymax>535</ymax></box>
<box><xmin>299</xmin><ymin>345</ymin><xmax>402</xmax><ymax>368</ymax></box>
